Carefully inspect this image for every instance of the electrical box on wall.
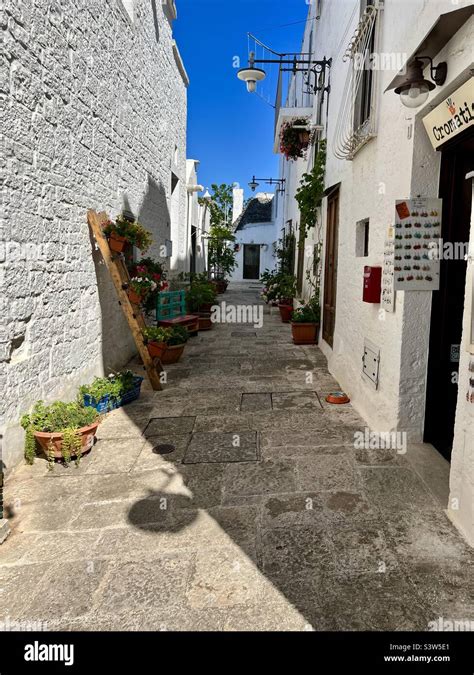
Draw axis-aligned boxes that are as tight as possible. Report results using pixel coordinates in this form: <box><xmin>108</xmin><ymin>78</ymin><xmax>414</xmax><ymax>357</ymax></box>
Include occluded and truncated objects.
<box><xmin>363</xmin><ymin>266</ymin><xmax>382</xmax><ymax>303</ymax></box>
<box><xmin>362</xmin><ymin>339</ymin><xmax>380</xmax><ymax>389</ymax></box>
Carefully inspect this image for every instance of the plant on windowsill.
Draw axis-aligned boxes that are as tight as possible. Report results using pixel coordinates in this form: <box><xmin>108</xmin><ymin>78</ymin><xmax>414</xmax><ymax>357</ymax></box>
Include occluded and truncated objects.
<box><xmin>79</xmin><ymin>370</ymin><xmax>144</xmax><ymax>414</ymax></box>
<box><xmin>21</xmin><ymin>401</ymin><xmax>101</xmax><ymax>468</ymax></box>
<box><xmin>143</xmin><ymin>325</ymin><xmax>189</xmax><ymax>364</ymax></box>
<box><xmin>103</xmin><ymin>214</ymin><xmax>153</xmax><ymax>253</ymax></box>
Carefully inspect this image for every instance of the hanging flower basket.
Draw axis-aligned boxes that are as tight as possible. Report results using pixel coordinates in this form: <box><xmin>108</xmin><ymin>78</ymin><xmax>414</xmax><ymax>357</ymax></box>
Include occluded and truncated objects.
<box><xmin>280</xmin><ymin>118</ymin><xmax>312</xmax><ymax>161</ymax></box>
<box><xmin>109</xmin><ymin>232</ymin><xmax>127</xmax><ymax>253</ymax></box>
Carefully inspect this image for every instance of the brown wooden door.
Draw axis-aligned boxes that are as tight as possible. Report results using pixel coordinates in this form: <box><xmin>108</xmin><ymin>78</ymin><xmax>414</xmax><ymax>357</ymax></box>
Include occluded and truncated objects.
<box><xmin>323</xmin><ymin>188</ymin><xmax>339</xmax><ymax>346</ymax></box>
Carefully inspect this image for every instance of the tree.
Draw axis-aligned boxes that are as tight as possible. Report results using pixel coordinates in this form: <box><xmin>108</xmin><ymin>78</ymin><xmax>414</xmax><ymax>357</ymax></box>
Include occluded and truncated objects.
<box><xmin>200</xmin><ymin>184</ymin><xmax>238</xmax><ymax>280</ymax></box>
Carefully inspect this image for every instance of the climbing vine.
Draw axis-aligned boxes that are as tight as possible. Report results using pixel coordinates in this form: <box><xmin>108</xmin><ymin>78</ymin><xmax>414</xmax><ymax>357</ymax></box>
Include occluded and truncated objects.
<box><xmin>295</xmin><ymin>140</ymin><xmax>327</xmax><ymax>240</ymax></box>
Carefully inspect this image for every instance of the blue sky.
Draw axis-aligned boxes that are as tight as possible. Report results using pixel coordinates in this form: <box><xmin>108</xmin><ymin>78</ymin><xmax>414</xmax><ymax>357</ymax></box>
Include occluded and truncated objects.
<box><xmin>174</xmin><ymin>0</ymin><xmax>309</xmax><ymax>198</ymax></box>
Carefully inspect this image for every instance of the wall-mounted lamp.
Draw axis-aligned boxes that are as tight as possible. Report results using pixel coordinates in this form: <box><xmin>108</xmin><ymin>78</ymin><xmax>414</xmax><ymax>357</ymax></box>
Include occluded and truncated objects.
<box><xmin>237</xmin><ymin>49</ymin><xmax>331</xmax><ymax>97</ymax></box>
<box><xmin>249</xmin><ymin>176</ymin><xmax>286</xmax><ymax>194</ymax></box>
<box><xmin>395</xmin><ymin>56</ymin><xmax>448</xmax><ymax>109</ymax></box>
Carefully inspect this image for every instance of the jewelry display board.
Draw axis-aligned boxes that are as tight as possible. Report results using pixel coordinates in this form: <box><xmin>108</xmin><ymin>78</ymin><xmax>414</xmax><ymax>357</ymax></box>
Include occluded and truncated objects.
<box><xmin>393</xmin><ymin>198</ymin><xmax>442</xmax><ymax>292</ymax></box>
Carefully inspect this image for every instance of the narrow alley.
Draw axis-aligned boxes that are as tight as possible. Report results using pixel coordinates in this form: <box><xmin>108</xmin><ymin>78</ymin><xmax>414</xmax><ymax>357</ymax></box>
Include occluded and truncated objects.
<box><xmin>2</xmin><ymin>284</ymin><xmax>472</xmax><ymax>632</ymax></box>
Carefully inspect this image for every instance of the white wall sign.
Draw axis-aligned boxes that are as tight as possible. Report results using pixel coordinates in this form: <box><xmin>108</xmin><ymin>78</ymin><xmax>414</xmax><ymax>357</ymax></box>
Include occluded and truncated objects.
<box><xmin>393</xmin><ymin>198</ymin><xmax>441</xmax><ymax>292</ymax></box>
<box><xmin>382</xmin><ymin>230</ymin><xmax>396</xmax><ymax>313</ymax></box>
<box><xmin>422</xmin><ymin>78</ymin><xmax>474</xmax><ymax>151</ymax></box>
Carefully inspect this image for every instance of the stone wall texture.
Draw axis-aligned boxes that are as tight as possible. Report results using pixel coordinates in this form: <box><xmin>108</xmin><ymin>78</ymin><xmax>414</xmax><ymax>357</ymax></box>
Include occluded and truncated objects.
<box><xmin>1</xmin><ymin>0</ymin><xmax>188</xmax><ymax>473</ymax></box>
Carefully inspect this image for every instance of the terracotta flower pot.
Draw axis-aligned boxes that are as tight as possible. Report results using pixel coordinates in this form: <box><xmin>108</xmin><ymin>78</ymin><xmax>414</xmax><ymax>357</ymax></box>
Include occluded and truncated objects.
<box><xmin>161</xmin><ymin>343</ymin><xmax>185</xmax><ymax>364</ymax></box>
<box><xmin>291</xmin><ymin>322</ymin><xmax>319</xmax><ymax>345</ymax></box>
<box><xmin>127</xmin><ymin>289</ymin><xmax>144</xmax><ymax>305</ymax></box>
<box><xmin>147</xmin><ymin>341</ymin><xmax>167</xmax><ymax>359</ymax></box>
<box><xmin>199</xmin><ymin>302</ymin><xmax>215</xmax><ymax>313</ymax></box>
<box><xmin>298</xmin><ymin>130</ymin><xmax>310</xmax><ymax>145</ymax></box>
<box><xmin>34</xmin><ymin>422</ymin><xmax>100</xmax><ymax>461</ymax></box>
<box><xmin>197</xmin><ymin>312</ymin><xmax>213</xmax><ymax>331</ymax></box>
<box><xmin>108</xmin><ymin>232</ymin><xmax>127</xmax><ymax>253</ymax></box>
<box><xmin>279</xmin><ymin>303</ymin><xmax>294</xmax><ymax>323</ymax></box>
<box><xmin>216</xmin><ymin>280</ymin><xmax>228</xmax><ymax>294</ymax></box>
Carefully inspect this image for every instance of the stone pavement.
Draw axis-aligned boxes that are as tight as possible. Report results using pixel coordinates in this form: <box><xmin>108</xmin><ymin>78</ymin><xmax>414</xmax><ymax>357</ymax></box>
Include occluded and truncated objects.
<box><xmin>1</xmin><ymin>283</ymin><xmax>473</xmax><ymax>631</ymax></box>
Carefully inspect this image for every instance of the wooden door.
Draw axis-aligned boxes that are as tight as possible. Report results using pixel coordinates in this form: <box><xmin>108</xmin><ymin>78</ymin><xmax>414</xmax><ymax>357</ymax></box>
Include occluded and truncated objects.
<box><xmin>323</xmin><ymin>188</ymin><xmax>340</xmax><ymax>346</ymax></box>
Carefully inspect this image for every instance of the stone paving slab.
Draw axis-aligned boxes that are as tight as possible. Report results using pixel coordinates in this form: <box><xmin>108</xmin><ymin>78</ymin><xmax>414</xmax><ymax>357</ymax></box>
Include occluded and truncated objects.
<box><xmin>183</xmin><ymin>432</ymin><xmax>259</xmax><ymax>465</ymax></box>
<box><xmin>2</xmin><ymin>282</ymin><xmax>473</xmax><ymax>632</ymax></box>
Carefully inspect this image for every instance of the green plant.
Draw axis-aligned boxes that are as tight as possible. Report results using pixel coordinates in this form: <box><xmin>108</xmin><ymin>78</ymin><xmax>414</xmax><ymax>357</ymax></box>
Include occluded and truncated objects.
<box><xmin>78</xmin><ymin>371</ymin><xmax>136</xmax><ymax>405</ymax></box>
<box><xmin>186</xmin><ymin>280</ymin><xmax>217</xmax><ymax>312</ymax></box>
<box><xmin>143</xmin><ymin>325</ymin><xmax>188</xmax><ymax>346</ymax></box>
<box><xmin>128</xmin><ymin>276</ymin><xmax>157</xmax><ymax>299</ymax></box>
<box><xmin>207</xmin><ymin>224</ymin><xmax>237</xmax><ymax>279</ymax></box>
<box><xmin>103</xmin><ymin>215</ymin><xmax>153</xmax><ymax>252</ymax></box>
<box><xmin>21</xmin><ymin>401</ymin><xmax>99</xmax><ymax>466</ymax></box>
<box><xmin>128</xmin><ymin>258</ymin><xmax>169</xmax><ymax>314</ymax></box>
<box><xmin>263</xmin><ymin>272</ymin><xmax>297</xmax><ymax>303</ymax></box>
<box><xmin>295</xmin><ymin>140</ymin><xmax>327</xmax><ymax>239</ymax></box>
<box><xmin>276</xmin><ymin>234</ymin><xmax>296</xmax><ymax>275</ymax></box>
<box><xmin>291</xmin><ymin>304</ymin><xmax>321</xmax><ymax>324</ymax></box>
<box><xmin>280</xmin><ymin>118</ymin><xmax>311</xmax><ymax>161</ymax></box>
<box><xmin>167</xmin><ymin>325</ymin><xmax>189</xmax><ymax>346</ymax></box>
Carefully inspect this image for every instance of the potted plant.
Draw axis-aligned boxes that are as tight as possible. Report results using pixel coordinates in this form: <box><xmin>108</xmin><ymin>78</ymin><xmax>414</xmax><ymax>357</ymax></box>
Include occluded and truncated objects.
<box><xmin>79</xmin><ymin>370</ymin><xmax>144</xmax><ymax>414</ymax></box>
<box><xmin>126</xmin><ymin>277</ymin><xmax>157</xmax><ymax>305</ymax></box>
<box><xmin>103</xmin><ymin>214</ymin><xmax>153</xmax><ymax>253</ymax></box>
<box><xmin>186</xmin><ymin>277</ymin><xmax>217</xmax><ymax>330</ymax></box>
<box><xmin>128</xmin><ymin>258</ymin><xmax>169</xmax><ymax>314</ymax></box>
<box><xmin>280</xmin><ymin>118</ymin><xmax>312</xmax><ymax>161</ymax></box>
<box><xmin>276</xmin><ymin>274</ymin><xmax>297</xmax><ymax>323</ymax></box>
<box><xmin>291</xmin><ymin>302</ymin><xmax>321</xmax><ymax>345</ymax></box>
<box><xmin>208</xmin><ymin>225</ymin><xmax>237</xmax><ymax>291</ymax></box>
<box><xmin>21</xmin><ymin>401</ymin><xmax>101</xmax><ymax>467</ymax></box>
<box><xmin>143</xmin><ymin>325</ymin><xmax>189</xmax><ymax>364</ymax></box>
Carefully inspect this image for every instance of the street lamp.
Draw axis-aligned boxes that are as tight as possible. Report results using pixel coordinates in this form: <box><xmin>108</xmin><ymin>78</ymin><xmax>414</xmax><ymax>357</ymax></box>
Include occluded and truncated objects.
<box><xmin>237</xmin><ymin>47</ymin><xmax>331</xmax><ymax>96</ymax></box>
<box><xmin>248</xmin><ymin>176</ymin><xmax>286</xmax><ymax>194</ymax></box>
<box><xmin>395</xmin><ymin>56</ymin><xmax>448</xmax><ymax>109</ymax></box>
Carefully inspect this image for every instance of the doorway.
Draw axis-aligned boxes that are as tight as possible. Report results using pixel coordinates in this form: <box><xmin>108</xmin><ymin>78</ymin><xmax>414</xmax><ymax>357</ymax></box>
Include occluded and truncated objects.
<box><xmin>243</xmin><ymin>244</ymin><xmax>260</xmax><ymax>280</ymax></box>
<box><xmin>323</xmin><ymin>187</ymin><xmax>340</xmax><ymax>347</ymax></box>
<box><xmin>424</xmin><ymin>130</ymin><xmax>474</xmax><ymax>461</ymax></box>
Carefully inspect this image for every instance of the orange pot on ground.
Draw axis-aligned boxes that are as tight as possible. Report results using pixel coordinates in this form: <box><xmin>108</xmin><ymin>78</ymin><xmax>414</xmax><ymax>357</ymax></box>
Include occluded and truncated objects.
<box><xmin>147</xmin><ymin>341</ymin><xmax>167</xmax><ymax>359</ymax></box>
<box><xmin>108</xmin><ymin>232</ymin><xmax>127</xmax><ymax>253</ymax></box>
<box><xmin>161</xmin><ymin>344</ymin><xmax>185</xmax><ymax>364</ymax></box>
<box><xmin>34</xmin><ymin>422</ymin><xmax>100</xmax><ymax>460</ymax></box>
<box><xmin>291</xmin><ymin>322</ymin><xmax>319</xmax><ymax>345</ymax></box>
<box><xmin>279</xmin><ymin>304</ymin><xmax>293</xmax><ymax>323</ymax></box>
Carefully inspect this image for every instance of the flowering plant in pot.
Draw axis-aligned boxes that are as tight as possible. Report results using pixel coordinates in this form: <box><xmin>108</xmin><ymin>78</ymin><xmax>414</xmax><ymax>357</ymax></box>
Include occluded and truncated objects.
<box><xmin>103</xmin><ymin>215</ymin><xmax>153</xmax><ymax>253</ymax></box>
<box><xmin>143</xmin><ymin>325</ymin><xmax>189</xmax><ymax>364</ymax></box>
<box><xmin>274</xmin><ymin>274</ymin><xmax>297</xmax><ymax>322</ymax></box>
<box><xmin>291</xmin><ymin>302</ymin><xmax>321</xmax><ymax>345</ymax></box>
<box><xmin>21</xmin><ymin>401</ymin><xmax>100</xmax><ymax>468</ymax></box>
<box><xmin>79</xmin><ymin>370</ymin><xmax>143</xmax><ymax>414</ymax></box>
<box><xmin>127</xmin><ymin>277</ymin><xmax>157</xmax><ymax>305</ymax></box>
<box><xmin>129</xmin><ymin>257</ymin><xmax>168</xmax><ymax>314</ymax></box>
<box><xmin>280</xmin><ymin>118</ymin><xmax>312</xmax><ymax>161</ymax></box>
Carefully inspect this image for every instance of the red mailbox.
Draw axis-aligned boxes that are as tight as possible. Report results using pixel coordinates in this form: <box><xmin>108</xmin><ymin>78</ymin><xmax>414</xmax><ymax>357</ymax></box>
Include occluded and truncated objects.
<box><xmin>363</xmin><ymin>266</ymin><xmax>382</xmax><ymax>304</ymax></box>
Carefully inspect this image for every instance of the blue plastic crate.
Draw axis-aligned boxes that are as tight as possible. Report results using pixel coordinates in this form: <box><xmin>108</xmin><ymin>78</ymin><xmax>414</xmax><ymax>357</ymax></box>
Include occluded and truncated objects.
<box><xmin>83</xmin><ymin>377</ymin><xmax>144</xmax><ymax>413</ymax></box>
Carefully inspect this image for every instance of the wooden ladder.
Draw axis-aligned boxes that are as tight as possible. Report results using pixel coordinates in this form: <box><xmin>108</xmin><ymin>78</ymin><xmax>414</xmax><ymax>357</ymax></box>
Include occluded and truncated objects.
<box><xmin>87</xmin><ymin>209</ymin><xmax>162</xmax><ymax>391</ymax></box>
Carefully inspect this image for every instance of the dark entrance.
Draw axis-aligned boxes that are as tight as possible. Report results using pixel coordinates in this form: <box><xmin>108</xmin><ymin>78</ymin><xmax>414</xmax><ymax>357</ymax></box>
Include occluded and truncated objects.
<box><xmin>190</xmin><ymin>226</ymin><xmax>196</xmax><ymax>275</ymax></box>
<box><xmin>424</xmin><ymin>130</ymin><xmax>474</xmax><ymax>461</ymax></box>
<box><xmin>243</xmin><ymin>244</ymin><xmax>260</xmax><ymax>280</ymax></box>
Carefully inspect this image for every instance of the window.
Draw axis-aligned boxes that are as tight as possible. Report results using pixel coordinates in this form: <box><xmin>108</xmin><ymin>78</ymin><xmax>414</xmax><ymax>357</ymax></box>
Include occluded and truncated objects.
<box><xmin>356</xmin><ymin>218</ymin><xmax>370</xmax><ymax>257</ymax></box>
<box><xmin>354</xmin><ymin>3</ymin><xmax>376</xmax><ymax>129</ymax></box>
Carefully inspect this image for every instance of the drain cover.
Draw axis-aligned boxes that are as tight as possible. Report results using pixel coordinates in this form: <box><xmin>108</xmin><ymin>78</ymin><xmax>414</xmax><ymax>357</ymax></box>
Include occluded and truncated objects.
<box><xmin>152</xmin><ymin>444</ymin><xmax>176</xmax><ymax>455</ymax></box>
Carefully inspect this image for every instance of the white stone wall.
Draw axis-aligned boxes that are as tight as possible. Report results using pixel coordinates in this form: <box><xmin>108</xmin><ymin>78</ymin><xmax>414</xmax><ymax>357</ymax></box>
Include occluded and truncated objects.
<box><xmin>230</xmin><ymin>222</ymin><xmax>278</xmax><ymax>282</ymax></box>
<box><xmin>1</xmin><ymin>0</ymin><xmax>188</xmax><ymax>473</ymax></box>
<box><xmin>276</xmin><ymin>0</ymin><xmax>473</xmax><ymax>541</ymax></box>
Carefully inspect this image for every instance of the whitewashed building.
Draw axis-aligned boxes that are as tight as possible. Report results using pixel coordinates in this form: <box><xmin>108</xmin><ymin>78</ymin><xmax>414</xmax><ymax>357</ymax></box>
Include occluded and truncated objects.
<box><xmin>1</xmin><ymin>0</ymin><xmax>190</xmax><ymax>476</ymax></box>
<box><xmin>230</xmin><ymin>191</ymin><xmax>278</xmax><ymax>282</ymax></box>
<box><xmin>185</xmin><ymin>159</ymin><xmax>209</xmax><ymax>275</ymax></box>
<box><xmin>268</xmin><ymin>1</ymin><xmax>473</xmax><ymax>543</ymax></box>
